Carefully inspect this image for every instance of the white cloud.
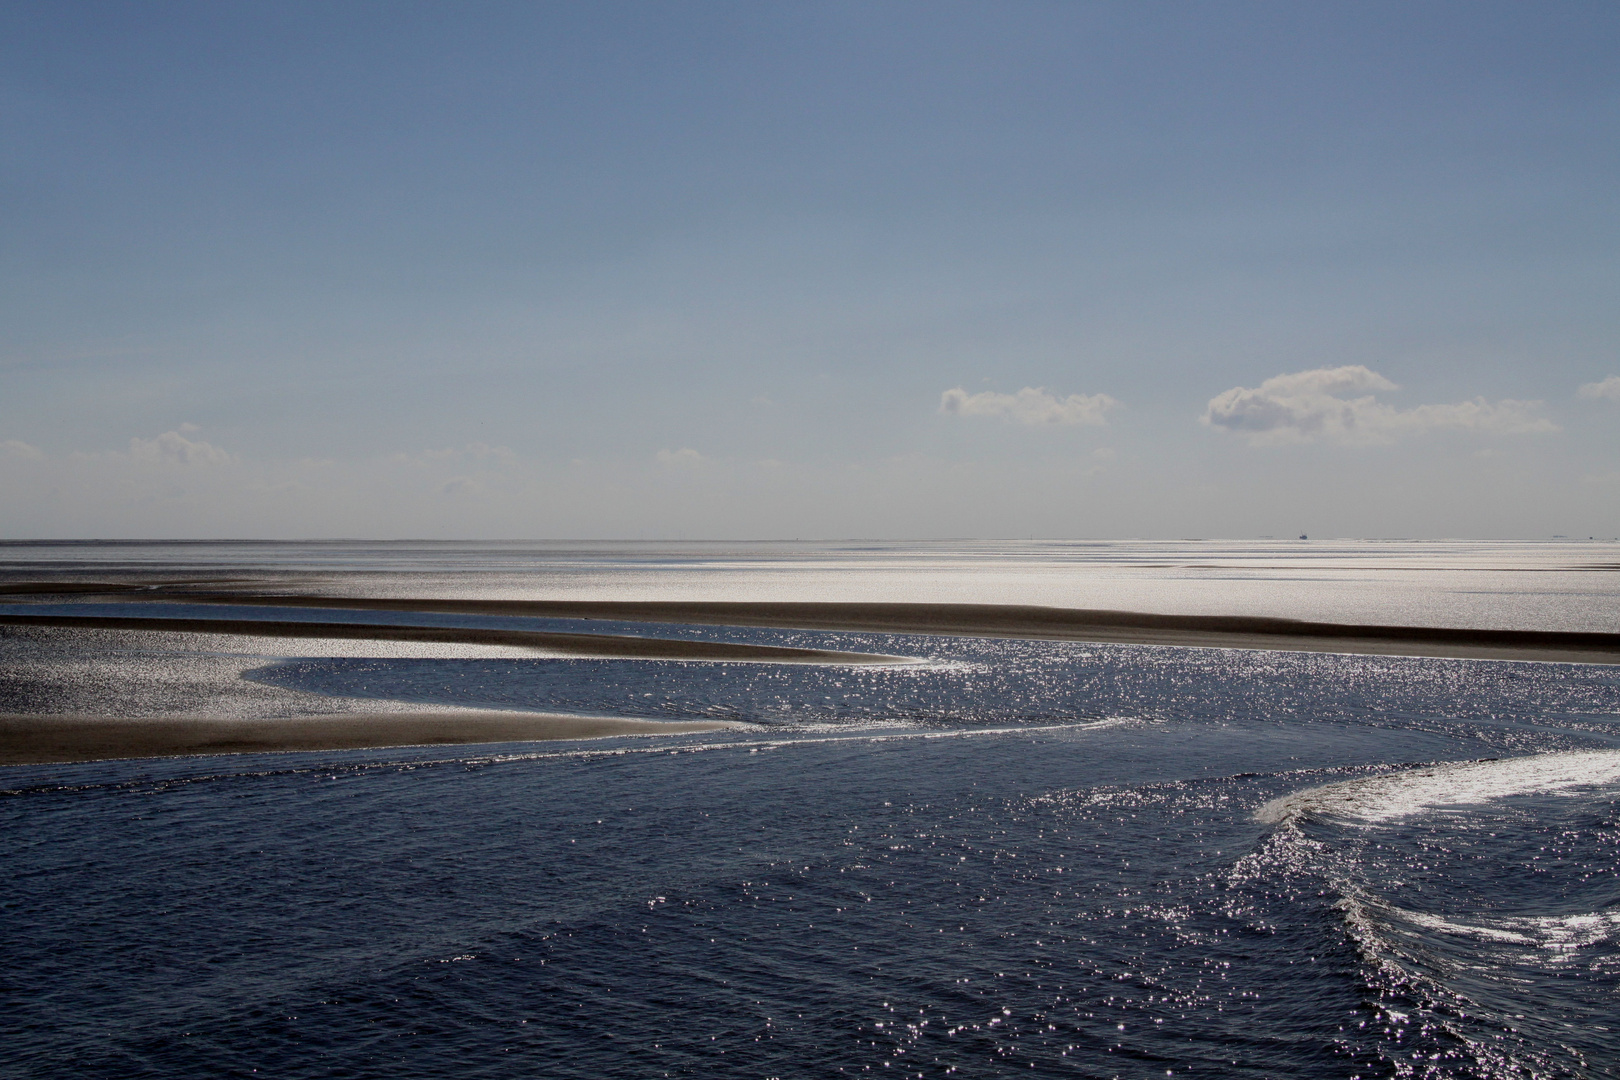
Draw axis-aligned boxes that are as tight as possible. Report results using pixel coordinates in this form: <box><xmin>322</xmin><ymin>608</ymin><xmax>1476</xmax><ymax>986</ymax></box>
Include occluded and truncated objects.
<box><xmin>1</xmin><ymin>439</ymin><xmax>44</xmax><ymax>460</ymax></box>
<box><xmin>127</xmin><ymin>430</ymin><xmax>237</xmax><ymax>466</ymax></box>
<box><xmin>939</xmin><ymin>386</ymin><xmax>1120</xmax><ymax>426</ymax></box>
<box><xmin>1578</xmin><ymin>375</ymin><xmax>1620</xmax><ymax>402</ymax></box>
<box><xmin>1202</xmin><ymin>365</ymin><xmax>1558</xmax><ymax>445</ymax></box>
<box><xmin>655</xmin><ymin>447</ymin><xmax>704</xmax><ymax>467</ymax></box>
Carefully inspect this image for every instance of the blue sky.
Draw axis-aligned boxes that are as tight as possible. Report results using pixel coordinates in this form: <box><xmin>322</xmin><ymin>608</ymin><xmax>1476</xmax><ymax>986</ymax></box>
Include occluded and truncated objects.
<box><xmin>2</xmin><ymin>1</ymin><xmax>1617</xmax><ymax>538</ymax></box>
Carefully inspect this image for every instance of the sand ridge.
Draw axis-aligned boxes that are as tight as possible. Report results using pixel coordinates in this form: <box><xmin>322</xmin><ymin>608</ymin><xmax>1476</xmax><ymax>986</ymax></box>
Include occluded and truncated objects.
<box><xmin>134</xmin><ymin>593</ymin><xmax>1620</xmax><ymax>665</ymax></box>
<box><xmin>0</xmin><ymin>611</ymin><xmax>905</xmax><ymax>664</ymax></box>
<box><xmin>0</xmin><ymin>711</ymin><xmax>735</xmax><ymax>765</ymax></box>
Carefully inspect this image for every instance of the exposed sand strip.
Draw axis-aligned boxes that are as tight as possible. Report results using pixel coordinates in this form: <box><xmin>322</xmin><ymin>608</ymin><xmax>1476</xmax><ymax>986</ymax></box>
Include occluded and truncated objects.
<box><xmin>0</xmin><ymin>580</ymin><xmax>248</xmax><ymax>595</ymax></box>
<box><xmin>147</xmin><ymin>595</ymin><xmax>1620</xmax><ymax>665</ymax></box>
<box><xmin>0</xmin><ymin>711</ymin><xmax>733</xmax><ymax>765</ymax></box>
<box><xmin>0</xmin><ymin>613</ymin><xmax>902</xmax><ymax>664</ymax></box>
<box><xmin>5</xmin><ymin>586</ymin><xmax>1618</xmax><ymax>662</ymax></box>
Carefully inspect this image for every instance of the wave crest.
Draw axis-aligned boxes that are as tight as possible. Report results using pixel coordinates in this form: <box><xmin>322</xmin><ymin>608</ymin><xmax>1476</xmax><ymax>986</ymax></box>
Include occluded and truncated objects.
<box><xmin>1255</xmin><ymin>750</ymin><xmax>1620</xmax><ymax>825</ymax></box>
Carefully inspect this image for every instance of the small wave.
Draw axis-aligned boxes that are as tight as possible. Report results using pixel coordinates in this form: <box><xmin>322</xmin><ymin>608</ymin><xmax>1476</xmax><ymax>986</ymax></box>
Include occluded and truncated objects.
<box><xmin>478</xmin><ymin>718</ymin><xmax>1133</xmax><ymax>765</ymax></box>
<box><xmin>763</xmin><ymin>717</ymin><xmax>926</xmax><ymax>734</ymax></box>
<box><xmin>1393</xmin><ymin>906</ymin><xmax>1620</xmax><ymax>953</ymax></box>
<box><xmin>1254</xmin><ymin>749</ymin><xmax>1620</xmax><ymax>825</ymax></box>
<box><xmin>899</xmin><ymin>659</ymin><xmax>995</xmax><ymax>675</ymax></box>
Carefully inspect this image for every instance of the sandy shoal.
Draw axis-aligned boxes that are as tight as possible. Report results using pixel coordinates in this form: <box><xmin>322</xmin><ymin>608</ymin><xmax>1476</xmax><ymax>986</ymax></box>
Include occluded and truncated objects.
<box><xmin>134</xmin><ymin>595</ymin><xmax>1620</xmax><ymax>665</ymax></box>
<box><xmin>3</xmin><ymin>588</ymin><xmax>1617</xmax><ymax>662</ymax></box>
<box><xmin>0</xmin><ymin>711</ymin><xmax>734</xmax><ymax>766</ymax></box>
<box><xmin>0</xmin><ymin>612</ymin><xmax>903</xmax><ymax>664</ymax></box>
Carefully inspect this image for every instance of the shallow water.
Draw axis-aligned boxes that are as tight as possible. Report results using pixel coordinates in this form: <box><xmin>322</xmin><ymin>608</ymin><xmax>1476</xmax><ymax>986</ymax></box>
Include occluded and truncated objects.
<box><xmin>3</xmin><ymin>542</ymin><xmax>1620</xmax><ymax>1078</ymax></box>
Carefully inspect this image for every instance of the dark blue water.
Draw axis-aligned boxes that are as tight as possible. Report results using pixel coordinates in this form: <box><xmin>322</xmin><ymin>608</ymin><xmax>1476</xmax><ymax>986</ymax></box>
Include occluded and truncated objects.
<box><xmin>5</xmin><ymin>633</ymin><xmax>1620</xmax><ymax>1078</ymax></box>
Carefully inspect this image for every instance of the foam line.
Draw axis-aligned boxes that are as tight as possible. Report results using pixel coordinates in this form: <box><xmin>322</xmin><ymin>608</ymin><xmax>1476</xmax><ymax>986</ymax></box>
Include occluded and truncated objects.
<box><xmin>1256</xmin><ymin>750</ymin><xmax>1620</xmax><ymax>825</ymax></box>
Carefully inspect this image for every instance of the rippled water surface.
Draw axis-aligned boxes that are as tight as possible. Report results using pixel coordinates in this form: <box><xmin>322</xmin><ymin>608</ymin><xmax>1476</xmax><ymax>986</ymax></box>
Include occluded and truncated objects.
<box><xmin>4</xmin><ymin>542</ymin><xmax>1620</xmax><ymax>1078</ymax></box>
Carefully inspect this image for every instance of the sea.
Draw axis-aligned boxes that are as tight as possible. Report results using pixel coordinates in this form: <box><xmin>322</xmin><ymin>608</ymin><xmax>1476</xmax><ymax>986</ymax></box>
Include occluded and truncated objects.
<box><xmin>3</xmin><ymin>539</ymin><xmax>1619</xmax><ymax>1079</ymax></box>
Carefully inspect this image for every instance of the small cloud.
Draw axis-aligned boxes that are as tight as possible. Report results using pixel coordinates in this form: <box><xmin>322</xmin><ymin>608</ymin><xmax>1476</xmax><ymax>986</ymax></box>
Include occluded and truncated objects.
<box><xmin>1203</xmin><ymin>365</ymin><xmax>1558</xmax><ymax>445</ymax></box>
<box><xmin>1091</xmin><ymin>446</ymin><xmax>1115</xmax><ymax>459</ymax></box>
<box><xmin>939</xmin><ymin>386</ymin><xmax>1120</xmax><ymax>426</ymax></box>
<box><xmin>656</xmin><ymin>447</ymin><xmax>704</xmax><ymax>467</ymax></box>
<box><xmin>441</xmin><ymin>476</ymin><xmax>482</xmax><ymax>496</ymax></box>
<box><xmin>1</xmin><ymin>439</ymin><xmax>44</xmax><ymax>460</ymax></box>
<box><xmin>128</xmin><ymin>430</ymin><xmax>236</xmax><ymax>466</ymax></box>
<box><xmin>1578</xmin><ymin>375</ymin><xmax>1620</xmax><ymax>402</ymax></box>
<box><xmin>749</xmin><ymin>394</ymin><xmax>775</xmax><ymax>408</ymax></box>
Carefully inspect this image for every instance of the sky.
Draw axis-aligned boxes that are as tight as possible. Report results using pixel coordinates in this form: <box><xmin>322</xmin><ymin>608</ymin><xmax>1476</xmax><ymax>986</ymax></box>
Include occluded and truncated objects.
<box><xmin>2</xmin><ymin>0</ymin><xmax>1617</xmax><ymax>539</ymax></box>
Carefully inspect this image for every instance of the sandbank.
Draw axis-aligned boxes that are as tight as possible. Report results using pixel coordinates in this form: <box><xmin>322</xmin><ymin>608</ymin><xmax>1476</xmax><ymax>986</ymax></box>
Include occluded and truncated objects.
<box><xmin>0</xmin><ymin>612</ymin><xmax>902</xmax><ymax>664</ymax></box>
<box><xmin>141</xmin><ymin>595</ymin><xmax>1620</xmax><ymax>665</ymax></box>
<box><xmin>4</xmin><ymin>585</ymin><xmax>1617</xmax><ymax>661</ymax></box>
<box><xmin>0</xmin><ymin>711</ymin><xmax>733</xmax><ymax>766</ymax></box>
